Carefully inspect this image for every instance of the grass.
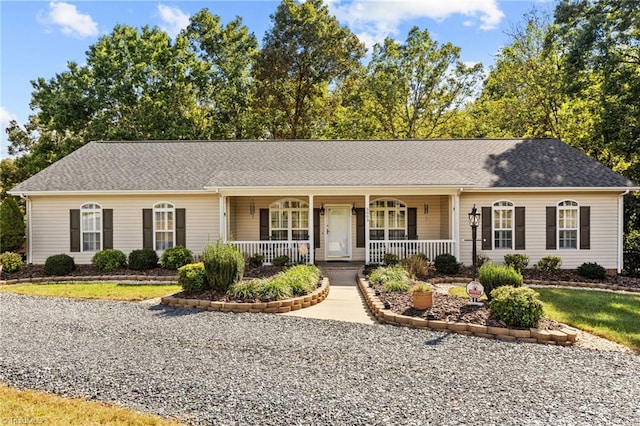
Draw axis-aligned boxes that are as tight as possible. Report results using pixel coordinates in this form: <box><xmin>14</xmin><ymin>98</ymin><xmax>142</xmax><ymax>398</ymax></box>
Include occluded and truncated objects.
<box><xmin>0</xmin><ymin>383</ymin><xmax>183</xmax><ymax>425</ymax></box>
<box><xmin>449</xmin><ymin>285</ymin><xmax>640</xmax><ymax>351</ymax></box>
<box><xmin>449</xmin><ymin>285</ymin><xmax>487</xmax><ymax>300</ymax></box>
<box><xmin>0</xmin><ymin>283</ymin><xmax>181</xmax><ymax>301</ymax></box>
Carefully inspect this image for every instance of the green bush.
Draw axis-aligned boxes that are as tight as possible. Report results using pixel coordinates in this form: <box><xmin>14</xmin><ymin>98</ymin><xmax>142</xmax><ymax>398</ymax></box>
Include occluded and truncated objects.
<box><xmin>382</xmin><ymin>280</ymin><xmax>410</xmax><ymax>292</ymax></box>
<box><xmin>272</xmin><ymin>255</ymin><xmax>290</xmax><ymax>267</ymax></box>
<box><xmin>478</xmin><ymin>262</ymin><xmax>523</xmax><ymax>301</ymax></box>
<box><xmin>247</xmin><ymin>253</ymin><xmax>265</xmax><ymax>268</ymax></box>
<box><xmin>228</xmin><ymin>279</ymin><xmax>262</xmax><ymax>301</ymax></box>
<box><xmin>434</xmin><ymin>253</ymin><xmax>460</xmax><ymax>274</ymax></box>
<box><xmin>92</xmin><ymin>249</ymin><xmax>127</xmax><ymax>272</ymax></box>
<box><xmin>576</xmin><ymin>262</ymin><xmax>607</xmax><ymax>280</ymax></box>
<box><xmin>178</xmin><ymin>262</ymin><xmax>208</xmax><ymax>293</ymax></box>
<box><xmin>536</xmin><ymin>256</ymin><xmax>562</xmax><ymax>272</ymax></box>
<box><xmin>260</xmin><ymin>275</ymin><xmax>292</xmax><ymax>301</ymax></box>
<box><xmin>623</xmin><ymin>229</ymin><xmax>640</xmax><ymax>277</ymax></box>
<box><xmin>369</xmin><ymin>265</ymin><xmax>408</xmax><ymax>285</ymax></box>
<box><xmin>402</xmin><ymin>254</ymin><xmax>429</xmax><ymax>279</ymax></box>
<box><xmin>44</xmin><ymin>254</ymin><xmax>75</xmax><ymax>276</ymax></box>
<box><xmin>128</xmin><ymin>249</ymin><xmax>159</xmax><ymax>270</ymax></box>
<box><xmin>489</xmin><ymin>286</ymin><xmax>543</xmax><ymax>328</ymax></box>
<box><xmin>0</xmin><ymin>251</ymin><xmax>24</xmax><ymax>273</ymax></box>
<box><xmin>202</xmin><ymin>240</ymin><xmax>245</xmax><ymax>292</ymax></box>
<box><xmin>383</xmin><ymin>252</ymin><xmax>399</xmax><ymax>266</ymax></box>
<box><xmin>0</xmin><ymin>197</ymin><xmax>25</xmax><ymax>253</ymax></box>
<box><xmin>503</xmin><ymin>253</ymin><xmax>529</xmax><ymax>274</ymax></box>
<box><xmin>160</xmin><ymin>246</ymin><xmax>194</xmax><ymax>270</ymax></box>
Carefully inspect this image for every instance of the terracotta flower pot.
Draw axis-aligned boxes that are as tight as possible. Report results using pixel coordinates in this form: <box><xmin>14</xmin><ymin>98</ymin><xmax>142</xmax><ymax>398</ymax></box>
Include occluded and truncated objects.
<box><xmin>412</xmin><ymin>291</ymin><xmax>433</xmax><ymax>310</ymax></box>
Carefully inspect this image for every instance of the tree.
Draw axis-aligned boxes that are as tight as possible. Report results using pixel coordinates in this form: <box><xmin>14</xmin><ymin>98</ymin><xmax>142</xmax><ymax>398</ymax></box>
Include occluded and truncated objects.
<box><xmin>0</xmin><ymin>196</ymin><xmax>25</xmax><ymax>252</ymax></box>
<box><xmin>253</xmin><ymin>0</ymin><xmax>365</xmax><ymax>139</ymax></box>
<box><xmin>361</xmin><ymin>27</ymin><xmax>482</xmax><ymax>139</ymax></box>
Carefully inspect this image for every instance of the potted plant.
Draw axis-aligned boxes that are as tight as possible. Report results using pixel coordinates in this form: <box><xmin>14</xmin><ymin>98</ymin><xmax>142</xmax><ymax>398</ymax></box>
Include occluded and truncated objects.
<box><xmin>410</xmin><ymin>282</ymin><xmax>433</xmax><ymax>310</ymax></box>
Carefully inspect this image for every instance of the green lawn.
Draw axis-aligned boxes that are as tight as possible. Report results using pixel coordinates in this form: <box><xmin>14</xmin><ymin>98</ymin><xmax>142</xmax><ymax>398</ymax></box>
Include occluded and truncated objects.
<box><xmin>449</xmin><ymin>285</ymin><xmax>640</xmax><ymax>351</ymax></box>
<box><xmin>0</xmin><ymin>283</ymin><xmax>181</xmax><ymax>301</ymax></box>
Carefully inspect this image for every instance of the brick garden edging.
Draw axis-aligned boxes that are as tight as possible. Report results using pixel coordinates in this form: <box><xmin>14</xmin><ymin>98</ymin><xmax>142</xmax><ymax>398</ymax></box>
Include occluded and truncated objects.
<box><xmin>160</xmin><ymin>277</ymin><xmax>330</xmax><ymax>314</ymax></box>
<box><xmin>0</xmin><ymin>275</ymin><xmax>179</xmax><ymax>285</ymax></box>
<box><xmin>357</xmin><ymin>274</ymin><xmax>579</xmax><ymax>346</ymax></box>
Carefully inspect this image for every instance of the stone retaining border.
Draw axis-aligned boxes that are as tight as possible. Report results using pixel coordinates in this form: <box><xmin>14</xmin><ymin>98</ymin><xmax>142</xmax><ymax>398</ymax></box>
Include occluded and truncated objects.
<box><xmin>357</xmin><ymin>274</ymin><xmax>578</xmax><ymax>346</ymax></box>
<box><xmin>159</xmin><ymin>277</ymin><xmax>330</xmax><ymax>314</ymax></box>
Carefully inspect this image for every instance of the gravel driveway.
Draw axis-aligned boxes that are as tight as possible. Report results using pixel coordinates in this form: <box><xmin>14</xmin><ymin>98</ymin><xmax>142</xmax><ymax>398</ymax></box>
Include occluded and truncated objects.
<box><xmin>1</xmin><ymin>293</ymin><xmax>638</xmax><ymax>425</ymax></box>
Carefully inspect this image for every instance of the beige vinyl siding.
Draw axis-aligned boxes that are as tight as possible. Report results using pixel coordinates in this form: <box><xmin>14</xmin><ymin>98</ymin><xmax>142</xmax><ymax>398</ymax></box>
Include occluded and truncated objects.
<box><xmin>29</xmin><ymin>194</ymin><xmax>219</xmax><ymax>264</ymax></box>
<box><xmin>458</xmin><ymin>192</ymin><xmax>620</xmax><ymax>269</ymax></box>
<box><xmin>439</xmin><ymin>195</ymin><xmax>450</xmax><ymax>239</ymax></box>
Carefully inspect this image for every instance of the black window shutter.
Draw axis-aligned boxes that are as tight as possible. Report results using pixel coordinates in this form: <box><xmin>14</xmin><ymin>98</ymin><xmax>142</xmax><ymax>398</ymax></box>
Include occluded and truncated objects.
<box><xmin>514</xmin><ymin>207</ymin><xmax>525</xmax><ymax>250</ymax></box>
<box><xmin>103</xmin><ymin>209</ymin><xmax>113</xmax><ymax>250</ymax></box>
<box><xmin>314</xmin><ymin>208</ymin><xmax>321</xmax><ymax>249</ymax></box>
<box><xmin>142</xmin><ymin>209</ymin><xmax>153</xmax><ymax>249</ymax></box>
<box><xmin>356</xmin><ymin>208</ymin><xmax>365</xmax><ymax>248</ymax></box>
<box><xmin>407</xmin><ymin>207</ymin><xmax>417</xmax><ymax>239</ymax></box>
<box><xmin>481</xmin><ymin>207</ymin><xmax>492</xmax><ymax>250</ymax></box>
<box><xmin>546</xmin><ymin>206</ymin><xmax>557</xmax><ymax>250</ymax></box>
<box><xmin>580</xmin><ymin>206</ymin><xmax>590</xmax><ymax>250</ymax></box>
<box><xmin>70</xmin><ymin>209</ymin><xmax>80</xmax><ymax>252</ymax></box>
<box><xmin>176</xmin><ymin>208</ymin><xmax>186</xmax><ymax>246</ymax></box>
<box><xmin>259</xmin><ymin>209</ymin><xmax>270</xmax><ymax>240</ymax></box>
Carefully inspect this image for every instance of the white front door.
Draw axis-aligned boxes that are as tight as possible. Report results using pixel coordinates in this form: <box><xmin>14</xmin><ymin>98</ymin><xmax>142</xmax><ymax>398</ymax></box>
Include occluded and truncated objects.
<box><xmin>325</xmin><ymin>205</ymin><xmax>351</xmax><ymax>260</ymax></box>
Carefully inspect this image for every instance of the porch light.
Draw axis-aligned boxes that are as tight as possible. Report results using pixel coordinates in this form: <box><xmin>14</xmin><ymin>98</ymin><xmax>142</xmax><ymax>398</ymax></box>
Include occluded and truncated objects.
<box><xmin>468</xmin><ymin>204</ymin><xmax>480</xmax><ymax>227</ymax></box>
<box><xmin>351</xmin><ymin>203</ymin><xmax>357</xmax><ymax>215</ymax></box>
<box><xmin>249</xmin><ymin>199</ymin><xmax>256</xmax><ymax>218</ymax></box>
<box><xmin>423</xmin><ymin>203</ymin><xmax>429</xmax><ymax>215</ymax></box>
<box><xmin>320</xmin><ymin>204</ymin><xmax>325</xmax><ymax>216</ymax></box>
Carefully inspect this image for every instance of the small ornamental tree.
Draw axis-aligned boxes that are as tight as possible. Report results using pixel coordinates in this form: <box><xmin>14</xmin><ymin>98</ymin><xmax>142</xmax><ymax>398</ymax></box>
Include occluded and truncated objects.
<box><xmin>0</xmin><ymin>197</ymin><xmax>25</xmax><ymax>252</ymax></box>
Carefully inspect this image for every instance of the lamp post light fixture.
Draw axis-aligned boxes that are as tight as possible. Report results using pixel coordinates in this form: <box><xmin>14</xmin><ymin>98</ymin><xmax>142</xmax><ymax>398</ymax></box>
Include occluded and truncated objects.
<box><xmin>468</xmin><ymin>204</ymin><xmax>481</xmax><ymax>279</ymax></box>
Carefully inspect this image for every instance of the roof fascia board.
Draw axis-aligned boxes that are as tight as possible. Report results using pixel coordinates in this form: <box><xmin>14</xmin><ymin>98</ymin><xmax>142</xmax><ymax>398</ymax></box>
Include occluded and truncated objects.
<box><xmin>7</xmin><ymin>189</ymin><xmax>217</xmax><ymax>197</ymax></box>
<box><xmin>212</xmin><ymin>186</ymin><xmax>466</xmax><ymax>196</ymax></box>
<box><xmin>463</xmin><ymin>187</ymin><xmax>640</xmax><ymax>193</ymax></box>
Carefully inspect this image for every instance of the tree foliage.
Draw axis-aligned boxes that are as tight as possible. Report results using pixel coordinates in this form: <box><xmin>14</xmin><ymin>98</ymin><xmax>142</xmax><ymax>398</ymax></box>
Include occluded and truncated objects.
<box><xmin>0</xmin><ymin>196</ymin><xmax>25</xmax><ymax>252</ymax></box>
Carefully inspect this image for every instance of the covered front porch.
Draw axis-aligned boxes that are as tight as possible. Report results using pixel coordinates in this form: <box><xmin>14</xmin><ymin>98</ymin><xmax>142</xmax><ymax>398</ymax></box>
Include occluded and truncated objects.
<box><xmin>220</xmin><ymin>190</ymin><xmax>461</xmax><ymax>265</ymax></box>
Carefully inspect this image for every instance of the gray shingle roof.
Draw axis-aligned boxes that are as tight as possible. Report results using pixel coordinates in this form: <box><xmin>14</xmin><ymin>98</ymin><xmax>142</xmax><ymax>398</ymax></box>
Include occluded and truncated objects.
<box><xmin>10</xmin><ymin>139</ymin><xmax>637</xmax><ymax>192</ymax></box>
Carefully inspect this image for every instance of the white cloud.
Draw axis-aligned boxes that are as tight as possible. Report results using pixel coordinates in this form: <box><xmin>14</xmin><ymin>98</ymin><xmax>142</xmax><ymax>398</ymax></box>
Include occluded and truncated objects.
<box><xmin>39</xmin><ymin>2</ymin><xmax>98</xmax><ymax>38</ymax></box>
<box><xmin>157</xmin><ymin>4</ymin><xmax>190</xmax><ymax>38</ymax></box>
<box><xmin>328</xmin><ymin>0</ymin><xmax>505</xmax><ymax>48</ymax></box>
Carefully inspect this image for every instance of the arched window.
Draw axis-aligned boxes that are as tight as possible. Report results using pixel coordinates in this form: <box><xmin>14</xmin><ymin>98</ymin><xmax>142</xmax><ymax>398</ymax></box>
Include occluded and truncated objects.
<box><xmin>493</xmin><ymin>200</ymin><xmax>514</xmax><ymax>249</ymax></box>
<box><xmin>270</xmin><ymin>199</ymin><xmax>309</xmax><ymax>240</ymax></box>
<box><xmin>369</xmin><ymin>199</ymin><xmax>407</xmax><ymax>240</ymax></box>
<box><xmin>558</xmin><ymin>200</ymin><xmax>578</xmax><ymax>249</ymax></box>
<box><xmin>154</xmin><ymin>202</ymin><xmax>175</xmax><ymax>250</ymax></box>
<box><xmin>81</xmin><ymin>203</ymin><xmax>102</xmax><ymax>252</ymax></box>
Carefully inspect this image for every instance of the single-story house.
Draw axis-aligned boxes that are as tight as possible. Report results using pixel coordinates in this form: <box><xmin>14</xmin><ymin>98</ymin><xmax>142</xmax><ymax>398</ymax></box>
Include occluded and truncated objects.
<box><xmin>9</xmin><ymin>138</ymin><xmax>639</xmax><ymax>272</ymax></box>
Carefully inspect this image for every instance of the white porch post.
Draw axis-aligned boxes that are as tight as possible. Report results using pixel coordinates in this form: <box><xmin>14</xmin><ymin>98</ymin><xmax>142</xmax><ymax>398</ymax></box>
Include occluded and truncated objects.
<box><xmin>219</xmin><ymin>195</ymin><xmax>226</xmax><ymax>241</ymax></box>
<box><xmin>365</xmin><ymin>193</ymin><xmax>370</xmax><ymax>264</ymax></box>
<box><xmin>308</xmin><ymin>194</ymin><xmax>314</xmax><ymax>265</ymax></box>
<box><xmin>453</xmin><ymin>192</ymin><xmax>460</xmax><ymax>261</ymax></box>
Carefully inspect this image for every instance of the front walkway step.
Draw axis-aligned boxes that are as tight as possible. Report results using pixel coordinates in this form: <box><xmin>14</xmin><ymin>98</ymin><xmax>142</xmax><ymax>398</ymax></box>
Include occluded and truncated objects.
<box><xmin>282</xmin><ymin>267</ymin><xmax>376</xmax><ymax>325</ymax></box>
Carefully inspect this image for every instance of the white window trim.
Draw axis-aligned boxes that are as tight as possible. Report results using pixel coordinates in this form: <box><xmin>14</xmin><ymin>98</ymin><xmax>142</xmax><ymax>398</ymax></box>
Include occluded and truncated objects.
<box><xmin>557</xmin><ymin>200</ymin><xmax>579</xmax><ymax>250</ymax></box>
<box><xmin>269</xmin><ymin>199</ymin><xmax>309</xmax><ymax>241</ymax></box>
<box><xmin>153</xmin><ymin>202</ymin><xmax>175</xmax><ymax>251</ymax></box>
<box><xmin>80</xmin><ymin>202</ymin><xmax>102</xmax><ymax>253</ymax></box>
<box><xmin>492</xmin><ymin>200</ymin><xmax>514</xmax><ymax>250</ymax></box>
<box><xmin>369</xmin><ymin>198</ymin><xmax>407</xmax><ymax>240</ymax></box>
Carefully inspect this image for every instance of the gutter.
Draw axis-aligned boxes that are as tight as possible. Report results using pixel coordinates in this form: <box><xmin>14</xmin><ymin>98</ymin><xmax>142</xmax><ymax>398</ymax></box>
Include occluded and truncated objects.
<box><xmin>618</xmin><ymin>190</ymin><xmax>630</xmax><ymax>274</ymax></box>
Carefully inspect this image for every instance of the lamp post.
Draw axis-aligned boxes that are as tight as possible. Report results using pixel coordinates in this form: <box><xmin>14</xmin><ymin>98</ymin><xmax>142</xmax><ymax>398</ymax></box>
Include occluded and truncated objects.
<box><xmin>468</xmin><ymin>204</ymin><xmax>481</xmax><ymax>279</ymax></box>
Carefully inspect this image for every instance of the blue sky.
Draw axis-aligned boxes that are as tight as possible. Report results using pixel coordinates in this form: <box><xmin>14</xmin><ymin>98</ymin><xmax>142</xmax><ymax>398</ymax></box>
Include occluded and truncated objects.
<box><xmin>0</xmin><ymin>0</ymin><xmax>555</xmax><ymax>156</ymax></box>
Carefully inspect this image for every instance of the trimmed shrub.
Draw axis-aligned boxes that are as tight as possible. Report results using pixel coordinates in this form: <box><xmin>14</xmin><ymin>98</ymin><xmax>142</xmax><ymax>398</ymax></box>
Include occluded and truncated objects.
<box><xmin>202</xmin><ymin>240</ymin><xmax>245</xmax><ymax>292</ymax></box>
<box><xmin>489</xmin><ymin>286</ymin><xmax>543</xmax><ymax>328</ymax></box>
<box><xmin>0</xmin><ymin>197</ymin><xmax>25</xmax><ymax>253</ymax></box>
<box><xmin>260</xmin><ymin>275</ymin><xmax>292</xmax><ymax>301</ymax></box>
<box><xmin>383</xmin><ymin>252</ymin><xmax>399</xmax><ymax>266</ymax></box>
<box><xmin>92</xmin><ymin>249</ymin><xmax>127</xmax><ymax>272</ymax></box>
<box><xmin>128</xmin><ymin>249</ymin><xmax>159</xmax><ymax>270</ymax></box>
<box><xmin>160</xmin><ymin>246</ymin><xmax>194</xmax><ymax>270</ymax></box>
<box><xmin>369</xmin><ymin>265</ymin><xmax>408</xmax><ymax>285</ymax></box>
<box><xmin>178</xmin><ymin>262</ymin><xmax>208</xmax><ymax>293</ymax></box>
<box><xmin>403</xmin><ymin>254</ymin><xmax>429</xmax><ymax>279</ymax></box>
<box><xmin>284</xmin><ymin>264</ymin><xmax>321</xmax><ymax>296</ymax></box>
<box><xmin>623</xmin><ymin>229</ymin><xmax>640</xmax><ymax>277</ymax></box>
<box><xmin>247</xmin><ymin>253</ymin><xmax>265</xmax><ymax>268</ymax></box>
<box><xmin>0</xmin><ymin>251</ymin><xmax>24</xmax><ymax>273</ymax></box>
<box><xmin>228</xmin><ymin>279</ymin><xmax>262</xmax><ymax>301</ymax></box>
<box><xmin>503</xmin><ymin>253</ymin><xmax>530</xmax><ymax>274</ymax></box>
<box><xmin>577</xmin><ymin>262</ymin><xmax>607</xmax><ymax>280</ymax></box>
<box><xmin>434</xmin><ymin>253</ymin><xmax>460</xmax><ymax>274</ymax></box>
<box><xmin>478</xmin><ymin>262</ymin><xmax>523</xmax><ymax>301</ymax></box>
<box><xmin>536</xmin><ymin>256</ymin><xmax>562</xmax><ymax>272</ymax></box>
<box><xmin>382</xmin><ymin>280</ymin><xmax>410</xmax><ymax>292</ymax></box>
<box><xmin>272</xmin><ymin>255</ymin><xmax>290</xmax><ymax>267</ymax></box>
<box><xmin>44</xmin><ymin>254</ymin><xmax>75</xmax><ymax>276</ymax></box>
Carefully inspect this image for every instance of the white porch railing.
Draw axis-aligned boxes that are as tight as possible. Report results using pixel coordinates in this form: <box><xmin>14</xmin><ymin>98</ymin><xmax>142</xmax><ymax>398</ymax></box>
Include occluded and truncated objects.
<box><xmin>368</xmin><ymin>240</ymin><xmax>456</xmax><ymax>264</ymax></box>
<box><xmin>231</xmin><ymin>240</ymin><xmax>311</xmax><ymax>265</ymax></box>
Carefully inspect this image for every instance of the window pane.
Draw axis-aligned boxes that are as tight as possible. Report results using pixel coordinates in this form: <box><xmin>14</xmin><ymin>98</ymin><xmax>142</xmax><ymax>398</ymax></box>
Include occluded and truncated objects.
<box><xmin>494</xmin><ymin>230</ymin><xmax>512</xmax><ymax>249</ymax></box>
<box><xmin>389</xmin><ymin>230</ymin><xmax>405</xmax><ymax>240</ymax></box>
<box><xmin>271</xmin><ymin>230</ymin><xmax>287</xmax><ymax>240</ymax></box>
<box><xmin>83</xmin><ymin>232</ymin><xmax>100</xmax><ymax>251</ymax></box>
<box><xmin>369</xmin><ymin>230</ymin><xmax>384</xmax><ymax>240</ymax></box>
<box><xmin>155</xmin><ymin>232</ymin><xmax>173</xmax><ymax>250</ymax></box>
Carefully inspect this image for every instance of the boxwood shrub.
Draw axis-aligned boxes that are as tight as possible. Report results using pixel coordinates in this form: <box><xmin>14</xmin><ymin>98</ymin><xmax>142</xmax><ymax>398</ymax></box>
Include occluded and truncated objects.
<box><xmin>434</xmin><ymin>253</ymin><xmax>460</xmax><ymax>274</ymax></box>
<box><xmin>535</xmin><ymin>256</ymin><xmax>562</xmax><ymax>272</ymax></box>
<box><xmin>160</xmin><ymin>245</ymin><xmax>194</xmax><ymax>270</ymax></box>
<box><xmin>489</xmin><ymin>286</ymin><xmax>543</xmax><ymax>328</ymax></box>
<box><xmin>576</xmin><ymin>262</ymin><xmax>607</xmax><ymax>280</ymax></box>
<box><xmin>92</xmin><ymin>249</ymin><xmax>127</xmax><ymax>272</ymax></box>
<box><xmin>0</xmin><ymin>251</ymin><xmax>24</xmax><ymax>273</ymax></box>
<box><xmin>503</xmin><ymin>253</ymin><xmax>529</xmax><ymax>274</ymax></box>
<box><xmin>44</xmin><ymin>254</ymin><xmax>75</xmax><ymax>276</ymax></box>
<box><xmin>128</xmin><ymin>248</ymin><xmax>159</xmax><ymax>270</ymax></box>
<box><xmin>178</xmin><ymin>262</ymin><xmax>208</xmax><ymax>293</ymax></box>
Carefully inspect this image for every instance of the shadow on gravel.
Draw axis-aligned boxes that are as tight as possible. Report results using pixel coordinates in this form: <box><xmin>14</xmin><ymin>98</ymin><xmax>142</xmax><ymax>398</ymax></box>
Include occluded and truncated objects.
<box><xmin>424</xmin><ymin>333</ymin><xmax>453</xmax><ymax>347</ymax></box>
<box><xmin>147</xmin><ymin>304</ymin><xmax>205</xmax><ymax>317</ymax></box>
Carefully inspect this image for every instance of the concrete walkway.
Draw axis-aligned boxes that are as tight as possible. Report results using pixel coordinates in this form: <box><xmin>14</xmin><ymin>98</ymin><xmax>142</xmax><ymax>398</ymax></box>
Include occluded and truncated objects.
<box><xmin>283</xmin><ymin>265</ymin><xmax>377</xmax><ymax>325</ymax></box>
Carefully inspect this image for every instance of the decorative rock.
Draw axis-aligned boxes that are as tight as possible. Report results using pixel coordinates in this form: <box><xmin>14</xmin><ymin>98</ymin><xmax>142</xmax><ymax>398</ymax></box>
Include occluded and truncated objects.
<box><xmin>496</xmin><ymin>335</ymin><xmax>517</xmax><ymax>342</ymax></box>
